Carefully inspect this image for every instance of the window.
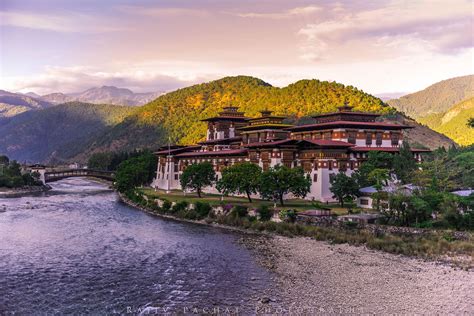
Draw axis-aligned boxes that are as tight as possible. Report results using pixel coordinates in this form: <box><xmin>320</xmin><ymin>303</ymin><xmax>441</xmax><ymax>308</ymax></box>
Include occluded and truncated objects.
<box><xmin>376</xmin><ymin>132</ymin><xmax>383</xmax><ymax>146</ymax></box>
<box><xmin>313</xmin><ymin>173</ymin><xmax>318</xmax><ymax>182</ymax></box>
<box><xmin>366</xmin><ymin>132</ymin><xmax>372</xmax><ymax>145</ymax></box>
<box><xmin>174</xmin><ymin>174</ymin><xmax>178</xmax><ymax>180</ymax></box>
<box><xmin>348</xmin><ymin>131</ymin><xmax>356</xmax><ymax>144</ymax></box>
<box><xmin>360</xmin><ymin>199</ymin><xmax>369</xmax><ymax>205</ymax></box>
<box><xmin>329</xmin><ymin>173</ymin><xmax>335</xmax><ymax>182</ymax></box>
<box><xmin>391</xmin><ymin>133</ymin><xmax>400</xmax><ymax>146</ymax></box>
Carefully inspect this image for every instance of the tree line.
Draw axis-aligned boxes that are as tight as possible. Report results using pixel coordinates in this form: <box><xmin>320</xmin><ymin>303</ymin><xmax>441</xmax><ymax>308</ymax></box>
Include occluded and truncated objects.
<box><xmin>0</xmin><ymin>155</ymin><xmax>42</xmax><ymax>188</ymax></box>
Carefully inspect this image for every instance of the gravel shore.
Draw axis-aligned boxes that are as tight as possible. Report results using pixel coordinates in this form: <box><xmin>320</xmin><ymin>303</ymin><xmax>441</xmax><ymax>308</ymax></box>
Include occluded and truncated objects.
<box><xmin>241</xmin><ymin>235</ymin><xmax>474</xmax><ymax>315</ymax></box>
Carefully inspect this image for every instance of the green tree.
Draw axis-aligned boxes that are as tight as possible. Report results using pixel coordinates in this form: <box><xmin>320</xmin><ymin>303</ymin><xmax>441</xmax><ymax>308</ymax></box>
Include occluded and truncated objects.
<box><xmin>0</xmin><ymin>155</ymin><xmax>9</xmax><ymax>165</ymax></box>
<box><xmin>216</xmin><ymin>162</ymin><xmax>262</xmax><ymax>202</ymax></box>
<box><xmin>468</xmin><ymin>117</ymin><xmax>474</xmax><ymax>128</ymax></box>
<box><xmin>353</xmin><ymin>151</ymin><xmax>393</xmax><ymax>187</ymax></box>
<box><xmin>258</xmin><ymin>165</ymin><xmax>311</xmax><ymax>206</ymax></box>
<box><xmin>329</xmin><ymin>172</ymin><xmax>360</xmax><ymax>207</ymax></box>
<box><xmin>180</xmin><ymin>162</ymin><xmax>216</xmax><ymax>198</ymax></box>
<box><xmin>88</xmin><ymin>152</ymin><xmax>113</xmax><ymax>170</ymax></box>
<box><xmin>368</xmin><ymin>168</ymin><xmax>390</xmax><ymax>211</ymax></box>
<box><xmin>115</xmin><ymin>152</ymin><xmax>157</xmax><ymax>192</ymax></box>
<box><xmin>368</xmin><ymin>168</ymin><xmax>390</xmax><ymax>191</ymax></box>
<box><xmin>393</xmin><ymin>141</ymin><xmax>417</xmax><ymax>183</ymax></box>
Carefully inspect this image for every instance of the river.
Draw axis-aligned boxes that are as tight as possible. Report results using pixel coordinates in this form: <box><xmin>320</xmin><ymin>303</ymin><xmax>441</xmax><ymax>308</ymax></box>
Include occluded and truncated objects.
<box><xmin>0</xmin><ymin>178</ymin><xmax>275</xmax><ymax>315</ymax></box>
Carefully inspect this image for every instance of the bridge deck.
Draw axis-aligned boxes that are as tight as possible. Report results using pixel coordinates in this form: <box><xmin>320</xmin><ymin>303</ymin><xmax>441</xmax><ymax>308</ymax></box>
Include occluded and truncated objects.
<box><xmin>44</xmin><ymin>169</ymin><xmax>115</xmax><ymax>183</ymax></box>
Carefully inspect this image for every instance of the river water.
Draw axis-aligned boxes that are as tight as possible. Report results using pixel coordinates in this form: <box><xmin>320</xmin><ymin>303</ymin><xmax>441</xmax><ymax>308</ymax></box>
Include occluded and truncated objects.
<box><xmin>0</xmin><ymin>178</ymin><xmax>275</xmax><ymax>315</ymax></box>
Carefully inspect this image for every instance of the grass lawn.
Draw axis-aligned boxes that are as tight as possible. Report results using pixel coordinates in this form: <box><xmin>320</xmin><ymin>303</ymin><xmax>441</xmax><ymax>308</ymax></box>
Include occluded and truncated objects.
<box><xmin>139</xmin><ymin>187</ymin><xmax>363</xmax><ymax>215</ymax></box>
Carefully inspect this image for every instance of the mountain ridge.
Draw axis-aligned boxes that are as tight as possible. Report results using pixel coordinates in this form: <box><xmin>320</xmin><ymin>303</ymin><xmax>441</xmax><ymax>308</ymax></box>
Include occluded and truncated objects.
<box><xmin>419</xmin><ymin>97</ymin><xmax>474</xmax><ymax>146</ymax></box>
<box><xmin>387</xmin><ymin>74</ymin><xmax>474</xmax><ymax>119</ymax></box>
<box><xmin>0</xmin><ymin>76</ymin><xmax>457</xmax><ymax>163</ymax></box>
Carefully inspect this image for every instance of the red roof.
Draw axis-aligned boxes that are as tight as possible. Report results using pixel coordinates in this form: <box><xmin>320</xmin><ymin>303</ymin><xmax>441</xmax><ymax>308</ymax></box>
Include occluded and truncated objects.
<box><xmin>174</xmin><ymin>149</ymin><xmax>248</xmax><ymax>157</ymax></box>
<box><xmin>244</xmin><ymin>139</ymin><xmax>297</xmax><ymax>148</ymax></box>
<box><xmin>287</xmin><ymin>120</ymin><xmax>413</xmax><ymax>132</ymax></box>
<box><xmin>312</xmin><ymin>111</ymin><xmax>380</xmax><ymax>118</ymax></box>
<box><xmin>350</xmin><ymin>147</ymin><xmax>431</xmax><ymax>152</ymax></box>
<box><xmin>305</xmin><ymin>139</ymin><xmax>354</xmax><ymax>147</ymax></box>
<box><xmin>200</xmin><ymin>116</ymin><xmax>249</xmax><ymax>122</ymax></box>
<box><xmin>244</xmin><ymin>139</ymin><xmax>354</xmax><ymax>148</ymax></box>
<box><xmin>154</xmin><ymin>145</ymin><xmax>201</xmax><ymax>155</ymax></box>
<box><xmin>198</xmin><ymin>137</ymin><xmax>242</xmax><ymax>145</ymax></box>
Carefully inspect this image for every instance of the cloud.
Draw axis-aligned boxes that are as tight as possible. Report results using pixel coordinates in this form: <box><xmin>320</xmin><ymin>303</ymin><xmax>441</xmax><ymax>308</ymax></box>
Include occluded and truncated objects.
<box><xmin>1</xmin><ymin>63</ymin><xmax>221</xmax><ymax>94</ymax></box>
<box><xmin>116</xmin><ymin>5</ymin><xmax>209</xmax><ymax>17</ymax></box>
<box><xmin>297</xmin><ymin>0</ymin><xmax>473</xmax><ymax>61</ymax></box>
<box><xmin>235</xmin><ymin>5</ymin><xmax>321</xmax><ymax>19</ymax></box>
<box><xmin>0</xmin><ymin>10</ymin><xmax>125</xmax><ymax>33</ymax></box>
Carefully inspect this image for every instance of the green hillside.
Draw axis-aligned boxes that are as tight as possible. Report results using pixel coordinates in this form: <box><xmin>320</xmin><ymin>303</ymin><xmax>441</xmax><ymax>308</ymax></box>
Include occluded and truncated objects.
<box><xmin>0</xmin><ymin>102</ymin><xmax>134</xmax><ymax>163</ymax></box>
<box><xmin>419</xmin><ymin>98</ymin><xmax>474</xmax><ymax>146</ymax></box>
<box><xmin>0</xmin><ymin>76</ymin><xmax>457</xmax><ymax>163</ymax></box>
<box><xmin>388</xmin><ymin>75</ymin><xmax>474</xmax><ymax>119</ymax></box>
<box><xmin>88</xmin><ymin>76</ymin><xmax>390</xmax><ymax>152</ymax></box>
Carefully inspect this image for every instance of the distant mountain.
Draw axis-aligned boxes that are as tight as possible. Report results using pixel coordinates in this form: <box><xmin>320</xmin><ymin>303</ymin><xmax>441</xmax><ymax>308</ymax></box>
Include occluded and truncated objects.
<box><xmin>387</xmin><ymin>75</ymin><xmax>474</xmax><ymax>119</ymax></box>
<box><xmin>0</xmin><ymin>102</ymin><xmax>134</xmax><ymax>163</ymax></box>
<box><xmin>375</xmin><ymin>92</ymin><xmax>406</xmax><ymax>101</ymax></box>
<box><xmin>419</xmin><ymin>98</ymin><xmax>474</xmax><ymax>146</ymax></box>
<box><xmin>0</xmin><ymin>90</ymin><xmax>53</xmax><ymax>118</ymax></box>
<box><xmin>41</xmin><ymin>86</ymin><xmax>163</xmax><ymax>106</ymax></box>
<box><xmin>40</xmin><ymin>92</ymin><xmax>74</xmax><ymax>104</ymax></box>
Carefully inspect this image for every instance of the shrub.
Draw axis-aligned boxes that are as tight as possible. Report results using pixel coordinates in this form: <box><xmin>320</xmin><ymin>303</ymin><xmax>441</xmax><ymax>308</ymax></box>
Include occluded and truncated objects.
<box><xmin>257</xmin><ymin>205</ymin><xmax>272</xmax><ymax>221</ymax></box>
<box><xmin>195</xmin><ymin>201</ymin><xmax>212</xmax><ymax>219</ymax></box>
<box><xmin>279</xmin><ymin>210</ymin><xmax>297</xmax><ymax>223</ymax></box>
<box><xmin>344</xmin><ymin>221</ymin><xmax>359</xmax><ymax>229</ymax></box>
<box><xmin>161</xmin><ymin>200</ymin><xmax>172</xmax><ymax>212</ymax></box>
<box><xmin>232</xmin><ymin>205</ymin><xmax>248</xmax><ymax>218</ymax></box>
<box><xmin>172</xmin><ymin>201</ymin><xmax>189</xmax><ymax>213</ymax></box>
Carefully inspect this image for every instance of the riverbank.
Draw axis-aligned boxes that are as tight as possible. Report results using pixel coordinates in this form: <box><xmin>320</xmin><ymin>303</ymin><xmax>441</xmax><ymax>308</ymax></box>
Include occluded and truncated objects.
<box><xmin>120</xmin><ymin>191</ymin><xmax>474</xmax><ymax>314</ymax></box>
<box><xmin>240</xmin><ymin>235</ymin><xmax>474</xmax><ymax>314</ymax></box>
<box><xmin>120</xmin><ymin>191</ymin><xmax>473</xmax><ymax>268</ymax></box>
<box><xmin>0</xmin><ymin>185</ymin><xmax>51</xmax><ymax>198</ymax></box>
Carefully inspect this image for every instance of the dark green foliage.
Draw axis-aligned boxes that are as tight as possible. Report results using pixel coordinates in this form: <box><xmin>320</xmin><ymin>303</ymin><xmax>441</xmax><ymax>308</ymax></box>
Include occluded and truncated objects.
<box><xmin>88</xmin><ymin>150</ymin><xmax>150</xmax><ymax>171</ymax></box>
<box><xmin>216</xmin><ymin>162</ymin><xmax>261</xmax><ymax>202</ymax></box>
<box><xmin>258</xmin><ymin>165</ymin><xmax>311</xmax><ymax>206</ymax></box>
<box><xmin>392</xmin><ymin>141</ymin><xmax>417</xmax><ymax>183</ymax></box>
<box><xmin>0</xmin><ymin>155</ymin><xmax>42</xmax><ymax>188</ymax></box>
<box><xmin>329</xmin><ymin>172</ymin><xmax>360</xmax><ymax>206</ymax></box>
<box><xmin>194</xmin><ymin>201</ymin><xmax>212</xmax><ymax>219</ymax></box>
<box><xmin>353</xmin><ymin>151</ymin><xmax>394</xmax><ymax>187</ymax></box>
<box><xmin>161</xmin><ymin>200</ymin><xmax>172</xmax><ymax>212</ymax></box>
<box><xmin>171</xmin><ymin>201</ymin><xmax>188</xmax><ymax>213</ymax></box>
<box><xmin>0</xmin><ymin>155</ymin><xmax>9</xmax><ymax>165</ymax></box>
<box><xmin>232</xmin><ymin>205</ymin><xmax>249</xmax><ymax>218</ymax></box>
<box><xmin>280</xmin><ymin>210</ymin><xmax>297</xmax><ymax>223</ymax></box>
<box><xmin>468</xmin><ymin>117</ymin><xmax>474</xmax><ymax>128</ymax></box>
<box><xmin>115</xmin><ymin>151</ymin><xmax>157</xmax><ymax>192</ymax></box>
<box><xmin>87</xmin><ymin>152</ymin><xmax>113</xmax><ymax>170</ymax></box>
<box><xmin>257</xmin><ymin>205</ymin><xmax>272</xmax><ymax>221</ymax></box>
<box><xmin>0</xmin><ymin>102</ymin><xmax>134</xmax><ymax>163</ymax></box>
<box><xmin>180</xmin><ymin>162</ymin><xmax>216</xmax><ymax>198</ymax></box>
<box><xmin>414</xmin><ymin>145</ymin><xmax>474</xmax><ymax>190</ymax></box>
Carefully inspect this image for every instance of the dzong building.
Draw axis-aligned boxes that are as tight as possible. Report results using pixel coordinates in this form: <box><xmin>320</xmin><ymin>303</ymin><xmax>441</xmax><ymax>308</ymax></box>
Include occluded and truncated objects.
<box><xmin>152</xmin><ymin>105</ymin><xmax>429</xmax><ymax>202</ymax></box>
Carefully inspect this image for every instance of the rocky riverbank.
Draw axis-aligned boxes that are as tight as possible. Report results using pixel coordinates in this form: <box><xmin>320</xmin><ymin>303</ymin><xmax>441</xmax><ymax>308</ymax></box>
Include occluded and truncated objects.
<box><xmin>240</xmin><ymin>235</ymin><xmax>474</xmax><ymax>315</ymax></box>
<box><xmin>0</xmin><ymin>185</ymin><xmax>51</xmax><ymax>198</ymax></box>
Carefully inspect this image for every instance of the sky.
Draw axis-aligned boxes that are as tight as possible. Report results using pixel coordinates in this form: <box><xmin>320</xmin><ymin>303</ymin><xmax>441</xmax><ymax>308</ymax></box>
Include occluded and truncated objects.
<box><xmin>0</xmin><ymin>0</ymin><xmax>473</xmax><ymax>95</ymax></box>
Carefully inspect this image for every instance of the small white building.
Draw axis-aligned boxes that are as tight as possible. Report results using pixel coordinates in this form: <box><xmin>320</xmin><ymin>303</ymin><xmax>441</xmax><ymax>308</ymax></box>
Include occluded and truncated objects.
<box><xmin>357</xmin><ymin>184</ymin><xmax>419</xmax><ymax>209</ymax></box>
